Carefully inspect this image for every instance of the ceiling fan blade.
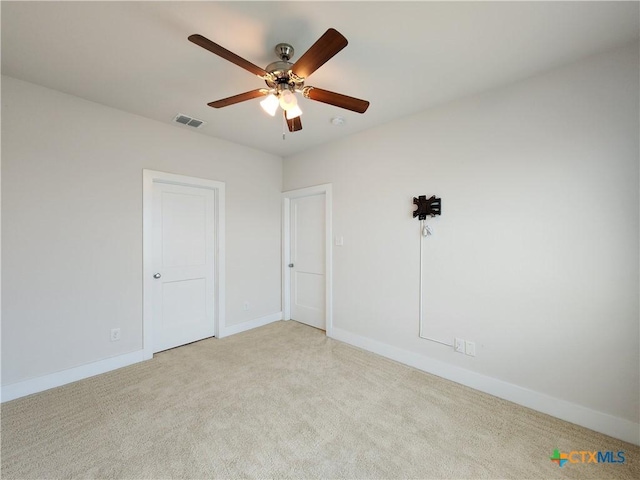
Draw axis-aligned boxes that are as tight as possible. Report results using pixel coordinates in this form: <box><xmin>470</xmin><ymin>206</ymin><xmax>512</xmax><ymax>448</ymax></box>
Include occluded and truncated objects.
<box><xmin>303</xmin><ymin>87</ymin><xmax>370</xmax><ymax>113</ymax></box>
<box><xmin>188</xmin><ymin>34</ymin><xmax>268</xmax><ymax>78</ymax></box>
<box><xmin>208</xmin><ymin>89</ymin><xmax>268</xmax><ymax>108</ymax></box>
<box><xmin>291</xmin><ymin>28</ymin><xmax>348</xmax><ymax>79</ymax></box>
<box><xmin>285</xmin><ymin>112</ymin><xmax>303</xmax><ymax>132</ymax></box>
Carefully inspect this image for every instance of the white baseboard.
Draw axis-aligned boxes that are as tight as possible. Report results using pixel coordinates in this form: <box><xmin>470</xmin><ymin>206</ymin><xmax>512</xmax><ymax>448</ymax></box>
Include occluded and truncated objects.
<box><xmin>220</xmin><ymin>311</ymin><xmax>283</xmax><ymax>338</ymax></box>
<box><xmin>330</xmin><ymin>327</ymin><xmax>640</xmax><ymax>446</ymax></box>
<box><xmin>1</xmin><ymin>349</ymin><xmax>147</xmax><ymax>403</ymax></box>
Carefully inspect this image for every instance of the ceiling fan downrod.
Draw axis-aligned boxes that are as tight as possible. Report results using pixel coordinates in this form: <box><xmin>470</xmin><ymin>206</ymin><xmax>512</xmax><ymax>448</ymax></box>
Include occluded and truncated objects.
<box><xmin>274</xmin><ymin>43</ymin><xmax>294</xmax><ymax>62</ymax></box>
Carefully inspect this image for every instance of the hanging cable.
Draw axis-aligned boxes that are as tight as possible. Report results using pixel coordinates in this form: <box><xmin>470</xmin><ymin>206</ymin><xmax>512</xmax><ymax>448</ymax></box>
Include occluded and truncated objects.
<box><xmin>419</xmin><ymin>219</ymin><xmax>453</xmax><ymax>347</ymax></box>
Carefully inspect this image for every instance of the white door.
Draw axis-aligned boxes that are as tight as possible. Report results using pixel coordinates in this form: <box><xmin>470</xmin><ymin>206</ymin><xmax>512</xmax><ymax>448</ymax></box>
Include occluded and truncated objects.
<box><xmin>290</xmin><ymin>194</ymin><xmax>325</xmax><ymax>329</ymax></box>
<box><xmin>152</xmin><ymin>182</ymin><xmax>216</xmax><ymax>352</ymax></box>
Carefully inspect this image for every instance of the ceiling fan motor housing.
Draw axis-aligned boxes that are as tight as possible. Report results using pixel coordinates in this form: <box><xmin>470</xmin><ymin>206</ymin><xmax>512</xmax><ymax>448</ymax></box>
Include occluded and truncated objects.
<box><xmin>264</xmin><ymin>43</ymin><xmax>304</xmax><ymax>92</ymax></box>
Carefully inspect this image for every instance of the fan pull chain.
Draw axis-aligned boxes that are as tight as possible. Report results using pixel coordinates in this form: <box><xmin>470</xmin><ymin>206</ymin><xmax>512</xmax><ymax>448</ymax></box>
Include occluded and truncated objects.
<box><xmin>282</xmin><ymin>114</ymin><xmax>286</xmax><ymax>140</ymax></box>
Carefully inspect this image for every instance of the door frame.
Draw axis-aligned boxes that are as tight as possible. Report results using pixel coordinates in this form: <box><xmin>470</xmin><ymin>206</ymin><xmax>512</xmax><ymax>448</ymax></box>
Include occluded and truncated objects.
<box><xmin>142</xmin><ymin>169</ymin><xmax>226</xmax><ymax>359</ymax></box>
<box><xmin>282</xmin><ymin>184</ymin><xmax>333</xmax><ymax>335</ymax></box>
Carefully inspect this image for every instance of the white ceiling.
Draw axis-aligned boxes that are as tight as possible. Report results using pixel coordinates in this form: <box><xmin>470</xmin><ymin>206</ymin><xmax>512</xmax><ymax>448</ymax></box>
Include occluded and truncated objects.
<box><xmin>2</xmin><ymin>1</ymin><xmax>638</xmax><ymax>157</ymax></box>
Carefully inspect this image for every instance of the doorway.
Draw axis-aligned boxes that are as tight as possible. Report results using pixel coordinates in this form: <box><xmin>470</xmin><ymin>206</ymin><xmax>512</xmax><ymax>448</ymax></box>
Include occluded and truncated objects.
<box><xmin>143</xmin><ymin>170</ymin><xmax>226</xmax><ymax>357</ymax></box>
<box><xmin>282</xmin><ymin>184</ymin><xmax>332</xmax><ymax>335</ymax></box>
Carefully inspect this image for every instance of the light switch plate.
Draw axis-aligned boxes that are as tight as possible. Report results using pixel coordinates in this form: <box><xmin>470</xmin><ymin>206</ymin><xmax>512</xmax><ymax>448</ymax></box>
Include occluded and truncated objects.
<box><xmin>465</xmin><ymin>341</ymin><xmax>476</xmax><ymax>356</ymax></box>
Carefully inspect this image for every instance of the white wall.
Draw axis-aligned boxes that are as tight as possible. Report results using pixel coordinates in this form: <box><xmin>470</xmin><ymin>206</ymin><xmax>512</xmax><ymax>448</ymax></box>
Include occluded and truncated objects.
<box><xmin>1</xmin><ymin>76</ymin><xmax>282</xmax><ymax>386</ymax></box>
<box><xmin>284</xmin><ymin>42</ymin><xmax>639</xmax><ymax>433</ymax></box>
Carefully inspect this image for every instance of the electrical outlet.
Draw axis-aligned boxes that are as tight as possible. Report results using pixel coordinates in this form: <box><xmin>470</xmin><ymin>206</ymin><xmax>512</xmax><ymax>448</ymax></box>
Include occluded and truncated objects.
<box><xmin>243</xmin><ymin>301</ymin><xmax>250</xmax><ymax>311</ymax></box>
<box><xmin>465</xmin><ymin>341</ymin><xmax>476</xmax><ymax>357</ymax></box>
<box><xmin>110</xmin><ymin>328</ymin><xmax>121</xmax><ymax>342</ymax></box>
<box><xmin>454</xmin><ymin>337</ymin><xmax>465</xmax><ymax>353</ymax></box>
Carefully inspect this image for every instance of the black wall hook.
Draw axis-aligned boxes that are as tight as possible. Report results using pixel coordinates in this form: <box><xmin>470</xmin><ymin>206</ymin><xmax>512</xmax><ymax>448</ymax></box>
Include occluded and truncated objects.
<box><xmin>413</xmin><ymin>195</ymin><xmax>441</xmax><ymax>220</ymax></box>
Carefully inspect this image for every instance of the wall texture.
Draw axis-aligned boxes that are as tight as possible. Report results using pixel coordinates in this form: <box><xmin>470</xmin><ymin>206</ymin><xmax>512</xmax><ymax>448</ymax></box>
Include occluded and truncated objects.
<box><xmin>284</xmin><ymin>43</ymin><xmax>639</xmax><ymax>427</ymax></box>
<box><xmin>1</xmin><ymin>76</ymin><xmax>283</xmax><ymax>386</ymax></box>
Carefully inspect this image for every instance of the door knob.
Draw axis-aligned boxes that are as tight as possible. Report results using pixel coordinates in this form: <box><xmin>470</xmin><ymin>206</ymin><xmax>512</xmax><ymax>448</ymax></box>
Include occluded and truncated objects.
<box><xmin>288</xmin><ymin>263</ymin><xmax>294</xmax><ymax>268</ymax></box>
<box><xmin>153</xmin><ymin>273</ymin><xmax>162</xmax><ymax>279</ymax></box>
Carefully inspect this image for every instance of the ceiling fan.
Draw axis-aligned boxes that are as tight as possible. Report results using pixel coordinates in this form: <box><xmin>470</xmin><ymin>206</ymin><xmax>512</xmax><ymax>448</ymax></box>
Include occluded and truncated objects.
<box><xmin>188</xmin><ymin>28</ymin><xmax>370</xmax><ymax>133</ymax></box>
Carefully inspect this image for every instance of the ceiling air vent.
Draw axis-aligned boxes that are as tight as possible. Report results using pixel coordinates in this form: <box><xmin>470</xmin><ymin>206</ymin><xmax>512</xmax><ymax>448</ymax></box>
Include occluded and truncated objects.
<box><xmin>173</xmin><ymin>113</ymin><xmax>206</xmax><ymax>129</ymax></box>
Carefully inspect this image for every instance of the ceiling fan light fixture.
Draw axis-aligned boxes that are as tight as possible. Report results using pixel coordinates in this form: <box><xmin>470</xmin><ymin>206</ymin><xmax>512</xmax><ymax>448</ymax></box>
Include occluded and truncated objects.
<box><xmin>260</xmin><ymin>94</ymin><xmax>279</xmax><ymax>116</ymax></box>
<box><xmin>278</xmin><ymin>90</ymin><xmax>298</xmax><ymax>111</ymax></box>
<box><xmin>286</xmin><ymin>104</ymin><xmax>303</xmax><ymax>120</ymax></box>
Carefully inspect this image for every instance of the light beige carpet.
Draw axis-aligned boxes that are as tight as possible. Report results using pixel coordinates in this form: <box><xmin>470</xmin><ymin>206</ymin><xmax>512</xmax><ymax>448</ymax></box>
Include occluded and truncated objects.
<box><xmin>1</xmin><ymin>320</ymin><xmax>638</xmax><ymax>479</ymax></box>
